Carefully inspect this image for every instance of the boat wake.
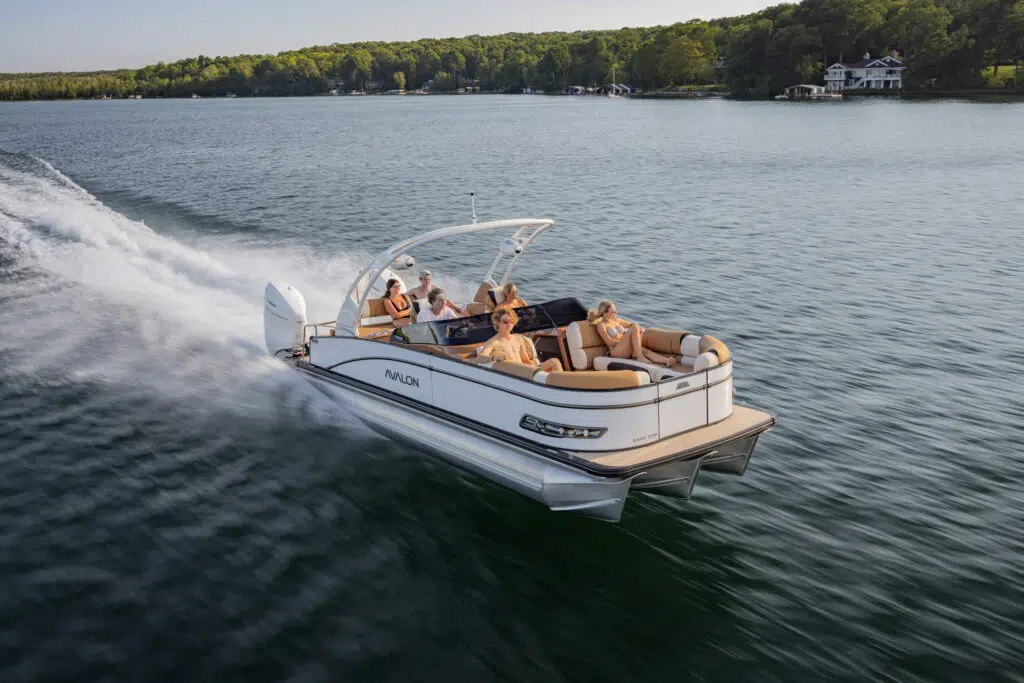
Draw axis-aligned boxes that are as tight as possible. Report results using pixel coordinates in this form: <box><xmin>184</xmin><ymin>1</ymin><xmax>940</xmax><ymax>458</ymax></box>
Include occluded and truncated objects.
<box><xmin>0</xmin><ymin>151</ymin><xmax>366</xmax><ymax>424</ymax></box>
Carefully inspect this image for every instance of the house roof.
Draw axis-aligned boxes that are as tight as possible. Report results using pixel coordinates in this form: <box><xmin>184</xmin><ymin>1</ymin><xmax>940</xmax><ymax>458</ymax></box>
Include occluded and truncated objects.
<box><xmin>827</xmin><ymin>56</ymin><xmax>904</xmax><ymax>70</ymax></box>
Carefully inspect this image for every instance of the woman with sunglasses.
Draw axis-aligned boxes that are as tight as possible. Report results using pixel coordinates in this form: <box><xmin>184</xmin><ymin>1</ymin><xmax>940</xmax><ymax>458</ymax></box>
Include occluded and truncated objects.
<box><xmin>479</xmin><ymin>306</ymin><xmax>562</xmax><ymax>373</ymax></box>
<box><xmin>383</xmin><ymin>278</ymin><xmax>414</xmax><ymax>328</ymax></box>
<box><xmin>496</xmin><ymin>282</ymin><xmax>527</xmax><ymax>309</ymax></box>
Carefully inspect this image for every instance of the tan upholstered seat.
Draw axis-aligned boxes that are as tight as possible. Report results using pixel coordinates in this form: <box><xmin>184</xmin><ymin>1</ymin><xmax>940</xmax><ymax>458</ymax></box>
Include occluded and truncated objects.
<box><xmin>365</xmin><ymin>297</ymin><xmax>389</xmax><ymax>318</ymax></box>
<box><xmin>564</xmin><ymin>321</ymin><xmax>610</xmax><ymax>370</ymax></box>
<box><xmin>699</xmin><ymin>335</ymin><xmax>730</xmax><ymax>364</ymax></box>
<box><xmin>465</xmin><ymin>281</ymin><xmax>498</xmax><ymax>315</ymax></box>
<box><xmin>361</xmin><ymin>295</ymin><xmax>416</xmax><ymax>326</ymax></box>
<box><xmin>541</xmin><ymin>370</ymin><xmax>650</xmax><ymax>389</ymax></box>
<box><xmin>643</xmin><ymin>328</ymin><xmax>688</xmax><ymax>356</ymax></box>
<box><xmin>564</xmin><ymin>321</ymin><xmax>729</xmax><ymax>379</ymax></box>
<box><xmin>490</xmin><ymin>361</ymin><xmax>541</xmax><ymax>380</ymax></box>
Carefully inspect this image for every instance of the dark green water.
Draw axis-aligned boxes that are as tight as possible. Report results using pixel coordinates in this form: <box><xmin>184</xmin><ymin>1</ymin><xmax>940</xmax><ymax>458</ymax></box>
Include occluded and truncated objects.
<box><xmin>1</xmin><ymin>96</ymin><xmax>1022</xmax><ymax>682</ymax></box>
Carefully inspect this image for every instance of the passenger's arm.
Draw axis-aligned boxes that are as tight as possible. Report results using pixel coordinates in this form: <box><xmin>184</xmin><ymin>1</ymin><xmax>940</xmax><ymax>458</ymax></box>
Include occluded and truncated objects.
<box><xmin>595</xmin><ymin>322</ymin><xmax>615</xmax><ymax>347</ymax></box>
<box><xmin>623</xmin><ymin>318</ymin><xmax>644</xmax><ymax>334</ymax></box>
<box><xmin>520</xmin><ymin>337</ymin><xmax>538</xmax><ymax>365</ymax></box>
<box><xmin>383</xmin><ymin>298</ymin><xmax>401</xmax><ymax>319</ymax></box>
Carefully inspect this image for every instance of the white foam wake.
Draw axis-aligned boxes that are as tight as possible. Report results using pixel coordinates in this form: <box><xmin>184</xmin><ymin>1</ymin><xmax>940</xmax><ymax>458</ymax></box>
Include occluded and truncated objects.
<box><xmin>0</xmin><ymin>153</ymin><xmax>369</xmax><ymax>423</ymax></box>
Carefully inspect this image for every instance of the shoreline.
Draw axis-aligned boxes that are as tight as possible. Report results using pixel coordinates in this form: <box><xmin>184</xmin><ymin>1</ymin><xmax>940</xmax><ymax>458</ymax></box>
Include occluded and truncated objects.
<box><xmin>3</xmin><ymin>88</ymin><xmax>1024</xmax><ymax>103</ymax></box>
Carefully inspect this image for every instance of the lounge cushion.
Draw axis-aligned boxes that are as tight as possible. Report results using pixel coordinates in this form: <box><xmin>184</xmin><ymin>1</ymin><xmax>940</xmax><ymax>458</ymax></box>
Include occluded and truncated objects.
<box><xmin>681</xmin><ymin>333</ymin><xmax>702</xmax><ymax>357</ymax></box>
<box><xmin>594</xmin><ymin>356</ymin><xmax>682</xmax><ymax>382</ymax></box>
<box><xmin>543</xmin><ymin>369</ymin><xmax>650</xmax><ymax>389</ymax></box>
<box><xmin>643</xmin><ymin>328</ymin><xmax>691</xmax><ymax>355</ymax></box>
<box><xmin>491</xmin><ymin>360</ymin><xmax>540</xmax><ymax>380</ymax></box>
<box><xmin>699</xmin><ymin>335</ymin><xmax>731</xmax><ymax>364</ymax></box>
<box><xmin>362</xmin><ymin>314</ymin><xmax>394</xmax><ymax>326</ymax></box>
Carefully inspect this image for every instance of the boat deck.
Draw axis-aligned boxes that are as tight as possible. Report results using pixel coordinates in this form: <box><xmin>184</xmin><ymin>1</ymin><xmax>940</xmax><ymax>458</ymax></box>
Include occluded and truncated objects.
<box><xmin>569</xmin><ymin>406</ymin><xmax>775</xmax><ymax>472</ymax></box>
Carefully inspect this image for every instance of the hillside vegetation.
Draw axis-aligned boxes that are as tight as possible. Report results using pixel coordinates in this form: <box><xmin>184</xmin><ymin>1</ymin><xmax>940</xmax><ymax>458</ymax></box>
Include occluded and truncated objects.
<box><xmin>1</xmin><ymin>0</ymin><xmax>1022</xmax><ymax>100</ymax></box>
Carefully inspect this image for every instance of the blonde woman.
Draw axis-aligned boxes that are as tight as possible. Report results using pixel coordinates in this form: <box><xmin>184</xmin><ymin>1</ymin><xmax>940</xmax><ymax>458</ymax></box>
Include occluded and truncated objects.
<box><xmin>480</xmin><ymin>306</ymin><xmax>562</xmax><ymax>373</ymax></box>
<box><xmin>589</xmin><ymin>300</ymin><xmax>674</xmax><ymax>367</ymax></box>
<box><xmin>497</xmin><ymin>282</ymin><xmax>527</xmax><ymax>309</ymax></box>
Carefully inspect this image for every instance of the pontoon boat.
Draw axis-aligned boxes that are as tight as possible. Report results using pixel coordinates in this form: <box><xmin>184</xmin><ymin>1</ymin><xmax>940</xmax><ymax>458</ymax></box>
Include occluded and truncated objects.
<box><xmin>263</xmin><ymin>218</ymin><xmax>776</xmax><ymax>521</ymax></box>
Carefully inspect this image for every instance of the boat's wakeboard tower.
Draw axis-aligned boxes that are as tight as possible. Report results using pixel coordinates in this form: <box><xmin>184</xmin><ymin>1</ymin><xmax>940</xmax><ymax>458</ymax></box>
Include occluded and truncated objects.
<box><xmin>334</xmin><ymin>218</ymin><xmax>554</xmax><ymax>337</ymax></box>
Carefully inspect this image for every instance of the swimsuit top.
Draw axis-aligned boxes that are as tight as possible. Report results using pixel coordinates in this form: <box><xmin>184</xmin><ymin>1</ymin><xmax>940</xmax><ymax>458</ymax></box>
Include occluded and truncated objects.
<box><xmin>387</xmin><ymin>295</ymin><xmax>411</xmax><ymax>318</ymax></box>
<box><xmin>605</xmin><ymin>322</ymin><xmax>626</xmax><ymax>340</ymax></box>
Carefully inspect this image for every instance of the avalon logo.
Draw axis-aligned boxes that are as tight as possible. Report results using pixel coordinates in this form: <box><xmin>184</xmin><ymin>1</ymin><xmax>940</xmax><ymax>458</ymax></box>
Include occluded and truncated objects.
<box><xmin>385</xmin><ymin>368</ymin><xmax>420</xmax><ymax>388</ymax></box>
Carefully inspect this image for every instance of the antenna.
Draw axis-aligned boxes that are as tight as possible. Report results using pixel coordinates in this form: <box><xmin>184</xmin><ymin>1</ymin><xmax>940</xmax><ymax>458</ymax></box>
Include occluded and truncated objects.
<box><xmin>470</xmin><ymin>192</ymin><xmax>478</xmax><ymax>224</ymax></box>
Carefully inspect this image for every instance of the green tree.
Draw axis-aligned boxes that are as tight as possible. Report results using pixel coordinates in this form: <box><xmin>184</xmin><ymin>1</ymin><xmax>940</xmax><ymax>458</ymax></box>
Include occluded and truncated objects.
<box><xmin>344</xmin><ymin>48</ymin><xmax>374</xmax><ymax>90</ymax></box>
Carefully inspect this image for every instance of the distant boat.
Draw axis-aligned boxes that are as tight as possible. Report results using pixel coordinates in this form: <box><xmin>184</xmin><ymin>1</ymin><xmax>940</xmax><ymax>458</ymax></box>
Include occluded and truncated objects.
<box><xmin>605</xmin><ymin>67</ymin><xmax>619</xmax><ymax>97</ymax></box>
<box><xmin>191</xmin><ymin>93</ymin><xmax>201</xmax><ymax>99</ymax></box>
<box><xmin>225</xmin><ymin>92</ymin><xmax>236</xmax><ymax>98</ymax></box>
<box><xmin>777</xmin><ymin>84</ymin><xmax>842</xmax><ymax>100</ymax></box>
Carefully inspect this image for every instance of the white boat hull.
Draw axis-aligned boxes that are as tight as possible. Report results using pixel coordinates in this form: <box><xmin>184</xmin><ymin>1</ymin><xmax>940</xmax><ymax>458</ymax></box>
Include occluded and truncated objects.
<box><xmin>261</xmin><ymin>217</ymin><xmax>776</xmax><ymax>522</ymax></box>
<box><xmin>297</xmin><ymin>360</ymin><xmax>771</xmax><ymax>521</ymax></box>
<box><xmin>300</xmin><ymin>363</ymin><xmax>634</xmax><ymax>521</ymax></box>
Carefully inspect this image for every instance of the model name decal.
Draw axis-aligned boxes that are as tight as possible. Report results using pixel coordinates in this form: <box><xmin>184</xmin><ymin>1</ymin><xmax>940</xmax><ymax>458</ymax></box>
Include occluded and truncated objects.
<box><xmin>520</xmin><ymin>415</ymin><xmax>606</xmax><ymax>439</ymax></box>
<box><xmin>385</xmin><ymin>369</ymin><xmax>420</xmax><ymax>388</ymax></box>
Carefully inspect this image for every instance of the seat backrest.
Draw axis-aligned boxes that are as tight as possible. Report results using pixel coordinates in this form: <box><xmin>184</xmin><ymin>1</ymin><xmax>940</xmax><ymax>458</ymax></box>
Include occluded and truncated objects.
<box><xmin>565</xmin><ymin>321</ymin><xmax>608</xmax><ymax>370</ymax></box>
<box><xmin>361</xmin><ymin>295</ymin><xmax>416</xmax><ymax>326</ymax></box>
<box><xmin>365</xmin><ymin>297</ymin><xmax>389</xmax><ymax>318</ymax></box>
<box><xmin>472</xmin><ymin>281</ymin><xmax>497</xmax><ymax>304</ymax></box>
<box><xmin>486</xmin><ymin>288</ymin><xmax>501</xmax><ymax>310</ymax></box>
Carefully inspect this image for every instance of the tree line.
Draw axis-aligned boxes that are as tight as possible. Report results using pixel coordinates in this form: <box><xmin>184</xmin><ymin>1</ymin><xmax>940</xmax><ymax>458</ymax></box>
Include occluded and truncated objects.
<box><xmin>1</xmin><ymin>0</ymin><xmax>1022</xmax><ymax>101</ymax></box>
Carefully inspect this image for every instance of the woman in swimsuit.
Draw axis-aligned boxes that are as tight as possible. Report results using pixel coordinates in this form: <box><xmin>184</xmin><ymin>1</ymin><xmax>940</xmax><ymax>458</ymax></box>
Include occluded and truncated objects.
<box><xmin>383</xmin><ymin>278</ymin><xmax>413</xmax><ymax>328</ymax></box>
<box><xmin>480</xmin><ymin>306</ymin><xmax>562</xmax><ymax>372</ymax></box>
<box><xmin>589</xmin><ymin>300</ymin><xmax>674</xmax><ymax>367</ymax></box>
<box><xmin>497</xmin><ymin>282</ymin><xmax>527</xmax><ymax>309</ymax></box>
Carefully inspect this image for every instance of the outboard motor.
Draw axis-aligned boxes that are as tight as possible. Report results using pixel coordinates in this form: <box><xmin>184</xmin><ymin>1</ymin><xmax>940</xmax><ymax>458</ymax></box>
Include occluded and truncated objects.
<box><xmin>264</xmin><ymin>282</ymin><xmax>308</xmax><ymax>358</ymax></box>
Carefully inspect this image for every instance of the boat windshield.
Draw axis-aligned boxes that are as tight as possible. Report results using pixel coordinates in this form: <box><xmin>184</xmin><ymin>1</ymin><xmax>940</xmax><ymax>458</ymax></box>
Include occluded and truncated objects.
<box><xmin>390</xmin><ymin>297</ymin><xmax>588</xmax><ymax>347</ymax></box>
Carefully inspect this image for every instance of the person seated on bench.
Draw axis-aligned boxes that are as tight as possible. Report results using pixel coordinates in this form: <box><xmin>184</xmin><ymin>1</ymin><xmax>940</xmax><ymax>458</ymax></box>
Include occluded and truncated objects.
<box><xmin>417</xmin><ymin>287</ymin><xmax>463</xmax><ymax>323</ymax></box>
<box><xmin>590</xmin><ymin>300</ymin><xmax>674</xmax><ymax>367</ymax></box>
<box><xmin>480</xmin><ymin>306</ymin><xmax>562</xmax><ymax>373</ymax></box>
<box><xmin>496</xmin><ymin>282</ymin><xmax>527</xmax><ymax>309</ymax></box>
<box><xmin>383</xmin><ymin>278</ymin><xmax>414</xmax><ymax>328</ymax></box>
<box><xmin>408</xmin><ymin>270</ymin><xmax>464</xmax><ymax>315</ymax></box>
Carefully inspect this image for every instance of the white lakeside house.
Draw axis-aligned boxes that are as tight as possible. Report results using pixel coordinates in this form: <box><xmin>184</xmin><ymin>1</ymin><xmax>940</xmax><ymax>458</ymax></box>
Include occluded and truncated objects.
<box><xmin>825</xmin><ymin>53</ymin><xmax>905</xmax><ymax>92</ymax></box>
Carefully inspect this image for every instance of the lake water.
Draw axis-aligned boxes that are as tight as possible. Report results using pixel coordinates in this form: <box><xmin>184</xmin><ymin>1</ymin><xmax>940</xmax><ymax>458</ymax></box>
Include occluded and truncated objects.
<box><xmin>1</xmin><ymin>95</ymin><xmax>1022</xmax><ymax>682</ymax></box>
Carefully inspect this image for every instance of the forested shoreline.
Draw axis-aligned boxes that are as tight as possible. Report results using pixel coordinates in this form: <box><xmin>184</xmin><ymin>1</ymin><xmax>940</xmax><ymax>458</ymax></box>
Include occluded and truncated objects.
<box><xmin>2</xmin><ymin>0</ymin><xmax>1022</xmax><ymax>101</ymax></box>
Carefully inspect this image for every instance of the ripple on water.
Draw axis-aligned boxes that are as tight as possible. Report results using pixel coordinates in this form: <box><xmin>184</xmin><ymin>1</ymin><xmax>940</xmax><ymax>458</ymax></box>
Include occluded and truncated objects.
<box><xmin>1</xmin><ymin>99</ymin><xmax>1024</xmax><ymax>682</ymax></box>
